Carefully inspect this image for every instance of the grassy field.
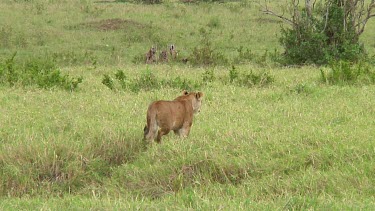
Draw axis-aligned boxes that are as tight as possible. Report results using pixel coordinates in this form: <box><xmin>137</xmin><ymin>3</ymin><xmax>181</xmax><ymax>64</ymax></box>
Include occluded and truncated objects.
<box><xmin>1</xmin><ymin>0</ymin><xmax>375</xmax><ymax>210</ymax></box>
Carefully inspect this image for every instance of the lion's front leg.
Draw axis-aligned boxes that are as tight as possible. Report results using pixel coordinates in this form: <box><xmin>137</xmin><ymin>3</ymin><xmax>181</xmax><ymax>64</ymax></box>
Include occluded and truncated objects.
<box><xmin>177</xmin><ymin>122</ymin><xmax>192</xmax><ymax>138</ymax></box>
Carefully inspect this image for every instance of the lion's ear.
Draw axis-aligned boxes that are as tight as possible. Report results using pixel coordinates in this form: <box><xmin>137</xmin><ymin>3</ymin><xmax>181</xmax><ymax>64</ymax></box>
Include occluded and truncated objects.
<box><xmin>182</xmin><ymin>90</ymin><xmax>189</xmax><ymax>95</ymax></box>
<box><xmin>196</xmin><ymin>92</ymin><xmax>204</xmax><ymax>100</ymax></box>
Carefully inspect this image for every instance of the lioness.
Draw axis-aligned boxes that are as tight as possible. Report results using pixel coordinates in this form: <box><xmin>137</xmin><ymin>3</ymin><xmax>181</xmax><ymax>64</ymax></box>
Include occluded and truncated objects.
<box><xmin>144</xmin><ymin>91</ymin><xmax>204</xmax><ymax>143</ymax></box>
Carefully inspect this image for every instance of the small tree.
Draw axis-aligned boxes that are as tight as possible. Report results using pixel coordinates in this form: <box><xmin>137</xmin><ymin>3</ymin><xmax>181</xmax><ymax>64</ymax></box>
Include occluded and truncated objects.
<box><xmin>262</xmin><ymin>0</ymin><xmax>375</xmax><ymax>65</ymax></box>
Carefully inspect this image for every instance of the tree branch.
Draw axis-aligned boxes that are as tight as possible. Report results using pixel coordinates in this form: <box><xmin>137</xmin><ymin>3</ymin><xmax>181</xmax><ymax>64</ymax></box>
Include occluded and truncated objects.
<box><xmin>260</xmin><ymin>0</ymin><xmax>296</xmax><ymax>26</ymax></box>
<box><xmin>355</xmin><ymin>0</ymin><xmax>375</xmax><ymax>35</ymax></box>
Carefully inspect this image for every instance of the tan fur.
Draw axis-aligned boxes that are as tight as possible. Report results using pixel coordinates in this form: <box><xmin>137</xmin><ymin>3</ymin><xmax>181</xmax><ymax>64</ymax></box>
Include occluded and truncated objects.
<box><xmin>159</xmin><ymin>50</ymin><xmax>168</xmax><ymax>62</ymax></box>
<box><xmin>144</xmin><ymin>91</ymin><xmax>204</xmax><ymax>143</ymax></box>
<box><xmin>145</xmin><ymin>46</ymin><xmax>157</xmax><ymax>64</ymax></box>
<box><xmin>169</xmin><ymin>44</ymin><xmax>178</xmax><ymax>60</ymax></box>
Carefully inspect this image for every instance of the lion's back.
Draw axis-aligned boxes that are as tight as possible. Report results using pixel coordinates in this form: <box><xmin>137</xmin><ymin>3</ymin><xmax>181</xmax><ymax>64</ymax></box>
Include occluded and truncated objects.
<box><xmin>150</xmin><ymin>100</ymin><xmax>191</xmax><ymax>130</ymax></box>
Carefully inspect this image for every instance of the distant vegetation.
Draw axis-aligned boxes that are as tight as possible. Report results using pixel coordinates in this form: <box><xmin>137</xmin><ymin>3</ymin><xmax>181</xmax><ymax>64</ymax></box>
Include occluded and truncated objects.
<box><xmin>0</xmin><ymin>53</ymin><xmax>83</xmax><ymax>91</ymax></box>
<box><xmin>321</xmin><ymin>60</ymin><xmax>375</xmax><ymax>85</ymax></box>
<box><xmin>262</xmin><ymin>0</ymin><xmax>375</xmax><ymax>65</ymax></box>
<box><xmin>102</xmin><ymin>66</ymin><xmax>274</xmax><ymax>92</ymax></box>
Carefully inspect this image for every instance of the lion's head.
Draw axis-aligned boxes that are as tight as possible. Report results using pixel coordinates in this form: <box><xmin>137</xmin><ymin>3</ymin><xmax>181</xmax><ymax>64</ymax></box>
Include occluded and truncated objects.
<box><xmin>180</xmin><ymin>90</ymin><xmax>204</xmax><ymax>114</ymax></box>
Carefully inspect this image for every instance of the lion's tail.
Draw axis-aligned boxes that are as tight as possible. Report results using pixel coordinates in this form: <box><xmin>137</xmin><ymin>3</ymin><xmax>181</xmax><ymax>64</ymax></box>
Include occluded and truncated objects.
<box><xmin>144</xmin><ymin>105</ymin><xmax>158</xmax><ymax>141</ymax></box>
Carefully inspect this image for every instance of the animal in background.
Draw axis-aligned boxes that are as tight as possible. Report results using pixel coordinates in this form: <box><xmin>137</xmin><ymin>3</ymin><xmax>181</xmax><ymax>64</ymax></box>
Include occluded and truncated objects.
<box><xmin>169</xmin><ymin>44</ymin><xmax>178</xmax><ymax>60</ymax></box>
<box><xmin>145</xmin><ymin>46</ymin><xmax>157</xmax><ymax>64</ymax></box>
<box><xmin>159</xmin><ymin>49</ymin><xmax>169</xmax><ymax>63</ymax></box>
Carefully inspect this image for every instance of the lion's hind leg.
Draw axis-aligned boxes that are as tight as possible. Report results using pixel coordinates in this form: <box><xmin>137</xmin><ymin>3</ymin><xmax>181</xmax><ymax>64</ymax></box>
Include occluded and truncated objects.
<box><xmin>156</xmin><ymin>128</ymin><xmax>170</xmax><ymax>144</ymax></box>
<box><xmin>144</xmin><ymin>121</ymin><xmax>158</xmax><ymax>142</ymax></box>
<box><xmin>173</xmin><ymin>129</ymin><xmax>181</xmax><ymax>136</ymax></box>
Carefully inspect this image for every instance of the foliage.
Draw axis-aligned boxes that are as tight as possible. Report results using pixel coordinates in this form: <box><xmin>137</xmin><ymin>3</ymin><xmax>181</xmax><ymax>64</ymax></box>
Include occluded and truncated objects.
<box><xmin>228</xmin><ymin>65</ymin><xmax>274</xmax><ymax>87</ymax></box>
<box><xmin>229</xmin><ymin>65</ymin><xmax>238</xmax><ymax>82</ymax></box>
<box><xmin>202</xmin><ymin>68</ymin><xmax>215</xmax><ymax>83</ymax></box>
<box><xmin>102</xmin><ymin>74</ymin><xmax>115</xmax><ymax>90</ymax></box>
<box><xmin>162</xmin><ymin>76</ymin><xmax>199</xmax><ymax>91</ymax></box>
<box><xmin>102</xmin><ymin>66</ymin><xmax>274</xmax><ymax>93</ymax></box>
<box><xmin>102</xmin><ymin>68</ymin><xmax>201</xmax><ymax>92</ymax></box>
<box><xmin>233</xmin><ymin>46</ymin><xmax>256</xmax><ymax>64</ymax></box>
<box><xmin>188</xmin><ymin>29</ymin><xmax>228</xmax><ymax>66</ymax></box>
<box><xmin>320</xmin><ymin>60</ymin><xmax>375</xmax><ymax>85</ymax></box>
<box><xmin>0</xmin><ymin>53</ymin><xmax>83</xmax><ymax>91</ymax></box>
<box><xmin>276</xmin><ymin>0</ymin><xmax>372</xmax><ymax>65</ymax></box>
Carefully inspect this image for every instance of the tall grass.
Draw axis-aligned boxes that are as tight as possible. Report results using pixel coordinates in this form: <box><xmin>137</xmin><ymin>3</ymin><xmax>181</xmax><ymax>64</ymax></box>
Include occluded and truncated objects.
<box><xmin>1</xmin><ymin>65</ymin><xmax>375</xmax><ymax>209</ymax></box>
<box><xmin>0</xmin><ymin>0</ymin><xmax>375</xmax><ymax>210</ymax></box>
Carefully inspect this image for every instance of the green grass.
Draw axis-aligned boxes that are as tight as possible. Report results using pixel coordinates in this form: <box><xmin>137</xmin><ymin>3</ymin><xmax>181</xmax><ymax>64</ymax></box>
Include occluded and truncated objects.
<box><xmin>1</xmin><ymin>0</ymin><xmax>375</xmax><ymax>210</ymax></box>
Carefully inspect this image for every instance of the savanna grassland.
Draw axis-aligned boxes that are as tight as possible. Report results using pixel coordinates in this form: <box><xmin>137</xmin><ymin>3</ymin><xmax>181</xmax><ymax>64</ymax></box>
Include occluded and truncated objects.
<box><xmin>1</xmin><ymin>0</ymin><xmax>375</xmax><ymax>210</ymax></box>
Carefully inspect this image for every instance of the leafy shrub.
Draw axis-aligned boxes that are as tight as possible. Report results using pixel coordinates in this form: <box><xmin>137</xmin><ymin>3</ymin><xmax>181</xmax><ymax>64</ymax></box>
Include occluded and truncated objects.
<box><xmin>0</xmin><ymin>53</ymin><xmax>83</xmax><ymax>91</ymax></box>
<box><xmin>162</xmin><ymin>76</ymin><xmax>200</xmax><ymax>91</ymax></box>
<box><xmin>188</xmin><ymin>29</ymin><xmax>228</xmax><ymax>66</ymax></box>
<box><xmin>114</xmin><ymin>69</ymin><xmax>128</xmax><ymax>89</ymax></box>
<box><xmin>228</xmin><ymin>66</ymin><xmax>274</xmax><ymax>87</ymax></box>
<box><xmin>229</xmin><ymin>65</ymin><xmax>238</xmax><ymax>82</ymax></box>
<box><xmin>202</xmin><ymin>68</ymin><xmax>215</xmax><ymax>83</ymax></box>
<box><xmin>233</xmin><ymin>47</ymin><xmax>281</xmax><ymax>66</ymax></box>
<box><xmin>102</xmin><ymin>74</ymin><xmax>115</xmax><ymax>90</ymax></box>
<box><xmin>102</xmin><ymin>68</ymin><xmax>201</xmax><ymax>93</ymax></box>
<box><xmin>279</xmin><ymin>2</ymin><xmax>366</xmax><ymax>65</ymax></box>
<box><xmin>240</xmin><ymin>71</ymin><xmax>274</xmax><ymax>87</ymax></box>
<box><xmin>233</xmin><ymin>46</ymin><xmax>255</xmax><ymax>64</ymax></box>
<box><xmin>320</xmin><ymin>60</ymin><xmax>375</xmax><ymax>85</ymax></box>
<box><xmin>137</xmin><ymin>69</ymin><xmax>160</xmax><ymax>91</ymax></box>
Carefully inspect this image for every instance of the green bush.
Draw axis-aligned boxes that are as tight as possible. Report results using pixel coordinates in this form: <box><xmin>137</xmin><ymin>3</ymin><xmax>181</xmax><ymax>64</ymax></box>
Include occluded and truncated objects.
<box><xmin>279</xmin><ymin>2</ymin><xmax>366</xmax><ymax>65</ymax></box>
<box><xmin>202</xmin><ymin>69</ymin><xmax>215</xmax><ymax>83</ymax></box>
<box><xmin>188</xmin><ymin>29</ymin><xmax>228</xmax><ymax>66</ymax></box>
<box><xmin>102</xmin><ymin>74</ymin><xmax>115</xmax><ymax>90</ymax></box>
<box><xmin>233</xmin><ymin>46</ymin><xmax>255</xmax><ymax>64</ymax></box>
<box><xmin>228</xmin><ymin>66</ymin><xmax>274</xmax><ymax>87</ymax></box>
<box><xmin>0</xmin><ymin>53</ymin><xmax>83</xmax><ymax>91</ymax></box>
<box><xmin>320</xmin><ymin>60</ymin><xmax>375</xmax><ymax>85</ymax></box>
<box><xmin>102</xmin><ymin>69</ymin><xmax>201</xmax><ymax>93</ymax></box>
<box><xmin>136</xmin><ymin>68</ymin><xmax>160</xmax><ymax>91</ymax></box>
<box><xmin>162</xmin><ymin>76</ymin><xmax>200</xmax><ymax>91</ymax></box>
<box><xmin>229</xmin><ymin>65</ymin><xmax>238</xmax><ymax>83</ymax></box>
